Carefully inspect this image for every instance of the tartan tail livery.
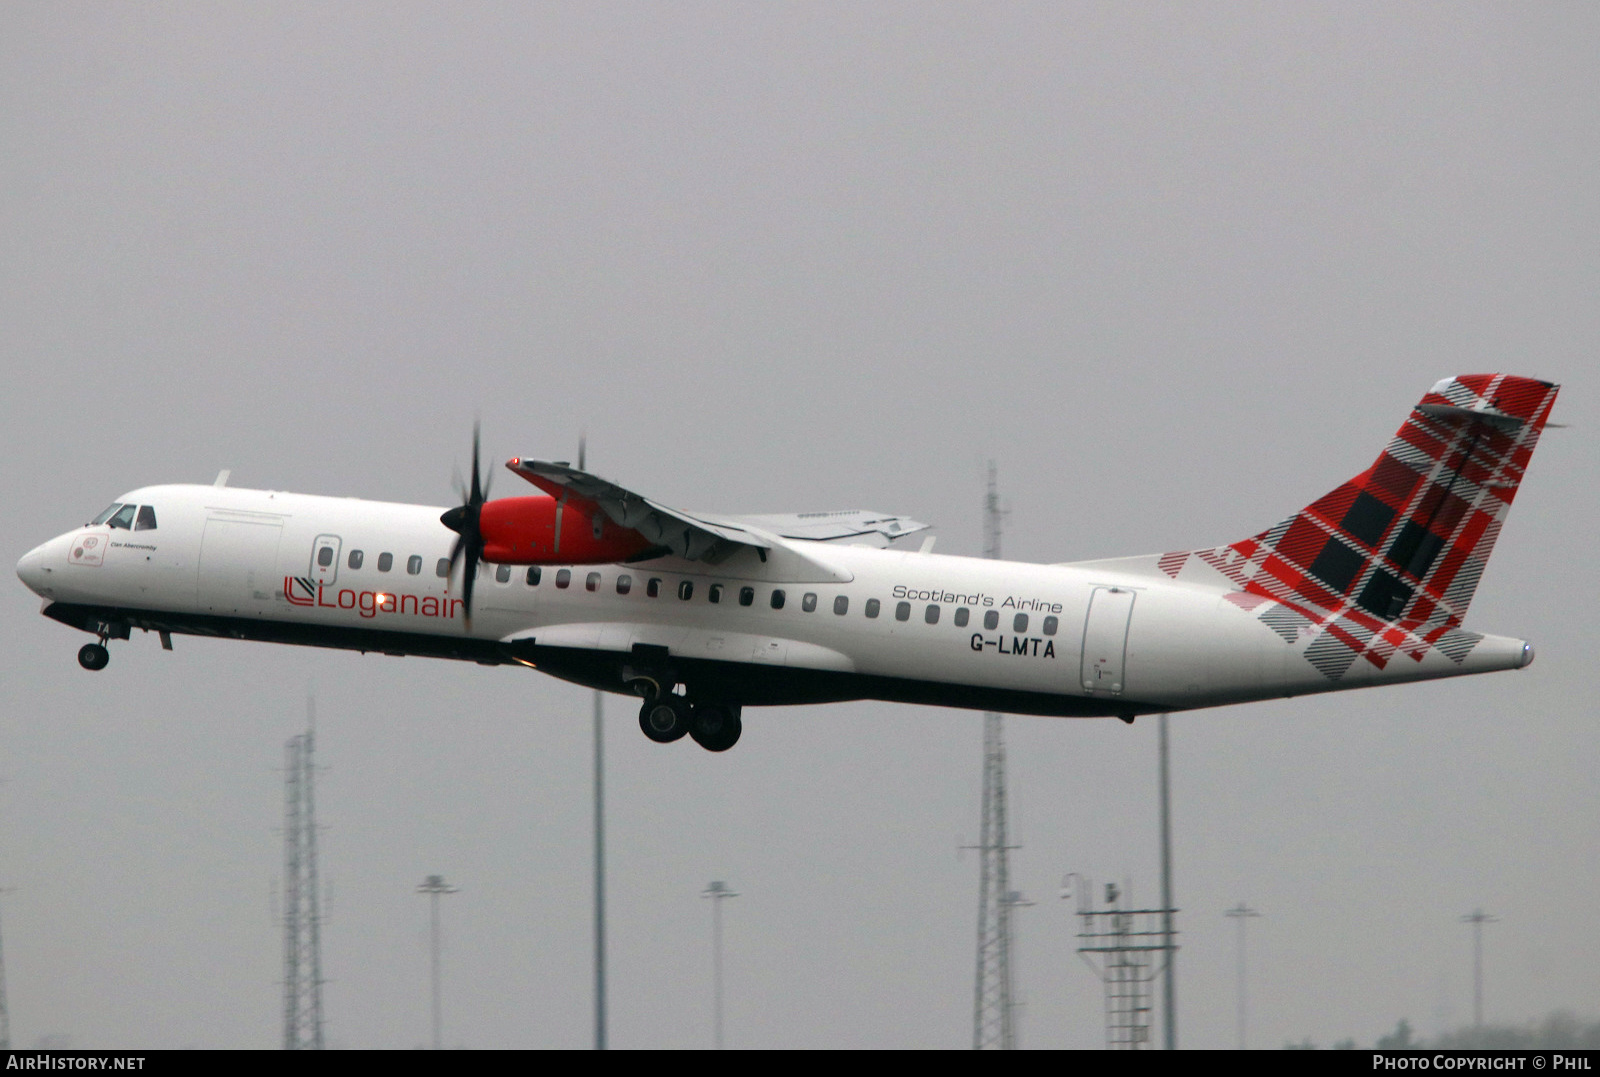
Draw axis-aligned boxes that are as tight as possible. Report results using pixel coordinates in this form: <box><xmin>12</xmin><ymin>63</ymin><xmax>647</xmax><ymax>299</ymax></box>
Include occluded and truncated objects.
<box><xmin>1157</xmin><ymin>374</ymin><xmax>1559</xmax><ymax>683</ymax></box>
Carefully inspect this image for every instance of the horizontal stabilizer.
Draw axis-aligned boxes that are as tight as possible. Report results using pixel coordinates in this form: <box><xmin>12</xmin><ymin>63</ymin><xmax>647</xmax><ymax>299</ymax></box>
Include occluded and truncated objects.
<box><xmin>715</xmin><ymin>510</ymin><xmax>929</xmax><ymax>544</ymax></box>
<box><xmin>1414</xmin><ymin>402</ymin><xmax>1525</xmax><ymax>431</ymax></box>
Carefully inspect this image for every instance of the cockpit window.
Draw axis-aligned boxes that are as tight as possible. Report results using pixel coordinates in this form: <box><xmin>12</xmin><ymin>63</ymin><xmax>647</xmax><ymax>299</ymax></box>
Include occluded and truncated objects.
<box><xmin>135</xmin><ymin>506</ymin><xmax>158</xmax><ymax>531</ymax></box>
<box><xmin>90</xmin><ymin>503</ymin><xmax>123</xmax><ymax>526</ymax></box>
<box><xmin>107</xmin><ymin>504</ymin><xmax>137</xmax><ymax>530</ymax></box>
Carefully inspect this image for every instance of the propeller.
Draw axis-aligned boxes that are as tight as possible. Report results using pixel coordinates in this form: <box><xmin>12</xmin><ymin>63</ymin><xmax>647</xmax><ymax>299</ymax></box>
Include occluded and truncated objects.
<box><xmin>440</xmin><ymin>422</ymin><xmax>491</xmax><ymax>625</ymax></box>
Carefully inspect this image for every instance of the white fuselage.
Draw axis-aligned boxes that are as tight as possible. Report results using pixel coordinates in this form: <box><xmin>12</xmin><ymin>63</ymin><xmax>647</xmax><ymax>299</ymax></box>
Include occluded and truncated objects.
<box><xmin>16</xmin><ymin>483</ymin><xmax>1530</xmax><ymax>719</ymax></box>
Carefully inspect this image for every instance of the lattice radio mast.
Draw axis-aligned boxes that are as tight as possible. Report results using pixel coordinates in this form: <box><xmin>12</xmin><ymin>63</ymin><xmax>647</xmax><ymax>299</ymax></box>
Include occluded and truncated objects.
<box><xmin>282</xmin><ymin>701</ymin><xmax>325</xmax><ymax>1050</ymax></box>
<box><xmin>972</xmin><ymin>462</ymin><xmax>1024</xmax><ymax>1049</ymax></box>
<box><xmin>0</xmin><ymin>886</ymin><xmax>13</xmax><ymax>1050</ymax></box>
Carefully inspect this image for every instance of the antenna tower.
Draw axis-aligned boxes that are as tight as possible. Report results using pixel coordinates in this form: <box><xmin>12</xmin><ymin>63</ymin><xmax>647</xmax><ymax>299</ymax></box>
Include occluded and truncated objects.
<box><xmin>282</xmin><ymin>703</ymin><xmax>325</xmax><ymax>1050</ymax></box>
<box><xmin>0</xmin><ymin>886</ymin><xmax>13</xmax><ymax>1050</ymax></box>
<box><xmin>972</xmin><ymin>462</ymin><xmax>1023</xmax><ymax>1049</ymax></box>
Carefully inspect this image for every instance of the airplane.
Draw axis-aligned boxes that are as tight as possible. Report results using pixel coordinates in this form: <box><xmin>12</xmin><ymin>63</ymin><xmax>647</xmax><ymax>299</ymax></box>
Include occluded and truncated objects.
<box><xmin>16</xmin><ymin>374</ymin><xmax>1558</xmax><ymax>752</ymax></box>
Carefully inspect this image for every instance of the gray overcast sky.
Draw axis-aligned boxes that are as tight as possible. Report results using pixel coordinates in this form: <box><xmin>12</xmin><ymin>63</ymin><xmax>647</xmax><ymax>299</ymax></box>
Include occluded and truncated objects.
<box><xmin>2</xmin><ymin>2</ymin><xmax>1596</xmax><ymax>1049</ymax></box>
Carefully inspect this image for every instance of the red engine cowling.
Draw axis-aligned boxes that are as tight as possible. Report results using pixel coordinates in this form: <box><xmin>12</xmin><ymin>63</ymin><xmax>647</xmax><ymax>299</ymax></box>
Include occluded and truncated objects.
<box><xmin>477</xmin><ymin>496</ymin><xmax>656</xmax><ymax>565</ymax></box>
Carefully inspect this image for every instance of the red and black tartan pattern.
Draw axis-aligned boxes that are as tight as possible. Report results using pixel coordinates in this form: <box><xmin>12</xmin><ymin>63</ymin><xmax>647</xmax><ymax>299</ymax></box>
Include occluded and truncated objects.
<box><xmin>1159</xmin><ymin>375</ymin><xmax>1559</xmax><ymax>680</ymax></box>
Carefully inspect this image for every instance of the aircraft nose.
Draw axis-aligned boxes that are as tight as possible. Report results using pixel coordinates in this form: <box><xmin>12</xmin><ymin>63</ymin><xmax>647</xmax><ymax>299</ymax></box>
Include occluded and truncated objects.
<box><xmin>16</xmin><ymin>540</ymin><xmax>57</xmax><ymax>597</ymax></box>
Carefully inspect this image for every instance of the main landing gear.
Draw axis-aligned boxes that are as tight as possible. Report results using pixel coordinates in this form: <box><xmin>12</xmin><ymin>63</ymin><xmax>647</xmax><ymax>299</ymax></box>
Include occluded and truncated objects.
<box><xmin>637</xmin><ymin>693</ymin><xmax>742</xmax><ymax>752</ymax></box>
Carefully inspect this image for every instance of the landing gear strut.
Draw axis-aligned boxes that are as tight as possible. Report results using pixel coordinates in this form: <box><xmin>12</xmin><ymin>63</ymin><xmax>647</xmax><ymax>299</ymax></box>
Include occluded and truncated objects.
<box><xmin>78</xmin><ymin>642</ymin><xmax>110</xmax><ymax>671</ymax></box>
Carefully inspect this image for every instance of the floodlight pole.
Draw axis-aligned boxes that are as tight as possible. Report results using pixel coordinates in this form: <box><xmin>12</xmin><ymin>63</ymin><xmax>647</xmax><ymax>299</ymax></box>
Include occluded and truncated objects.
<box><xmin>1158</xmin><ymin>714</ymin><xmax>1176</xmax><ymax>1050</ymax></box>
<box><xmin>580</xmin><ymin>436</ymin><xmax>608</xmax><ymax>1052</ymax></box>
<box><xmin>594</xmin><ymin>689</ymin><xmax>606</xmax><ymax>1050</ymax></box>
<box><xmin>1225</xmin><ymin>902</ymin><xmax>1261</xmax><ymax>1049</ymax></box>
<box><xmin>703</xmin><ymin>881</ymin><xmax>739</xmax><ymax>1050</ymax></box>
<box><xmin>418</xmin><ymin>874</ymin><xmax>459</xmax><ymax>1050</ymax></box>
<box><xmin>1461</xmin><ymin>909</ymin><xmax>1498</xmax><ymax>1028</ymax></box>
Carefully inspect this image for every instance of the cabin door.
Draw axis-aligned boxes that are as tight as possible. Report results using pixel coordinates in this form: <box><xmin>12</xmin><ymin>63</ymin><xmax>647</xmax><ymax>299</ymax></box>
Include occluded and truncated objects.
<box><xmin>198</xmin><ymin>516</ymin><xmax>285</xmax><ymax>615</ymax></box>
<box><xmin>1080</xmin><ymin>586</ymin><xmax>1136</xmax><ymax>695</ymax></box>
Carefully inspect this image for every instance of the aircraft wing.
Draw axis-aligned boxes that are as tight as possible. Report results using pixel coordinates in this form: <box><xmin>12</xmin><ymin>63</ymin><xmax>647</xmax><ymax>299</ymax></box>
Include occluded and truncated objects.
<box><xmin>506</xmin><ymin>458</ymin><xmax>928</xmax><ymax>563</ymax></box>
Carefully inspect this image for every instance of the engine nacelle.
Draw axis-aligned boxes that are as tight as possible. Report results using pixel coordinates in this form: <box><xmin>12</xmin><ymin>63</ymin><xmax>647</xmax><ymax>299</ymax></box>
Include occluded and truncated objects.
<box><xmin>478</xmin><ymin>496</ymin><xmax>657</xmax><ymax>565</ymax></box>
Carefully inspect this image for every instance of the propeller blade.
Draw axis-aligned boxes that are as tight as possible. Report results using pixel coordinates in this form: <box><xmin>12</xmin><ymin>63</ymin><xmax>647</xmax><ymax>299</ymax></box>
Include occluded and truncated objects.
<box><xmin>441</xmin><ymin>422</ymin><xmax>492</xmax><ymax>628</ymax></box>
<box><xmin>460</xmin><ymin>556</ymin><xmax>477</xmax><ymax>625</ymax></box>
<box><xmin>469</xmin><ymin>421</ymin><xmax>483</xmax><ymax>507</ymax></box>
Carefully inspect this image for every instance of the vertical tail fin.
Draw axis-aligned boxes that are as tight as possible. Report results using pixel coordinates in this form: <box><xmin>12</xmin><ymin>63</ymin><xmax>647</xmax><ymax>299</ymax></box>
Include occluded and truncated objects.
<box><xmin>1161</xmin><ymin>375</ymin><xmax>1558</xmax><ymax>675</ymax></box>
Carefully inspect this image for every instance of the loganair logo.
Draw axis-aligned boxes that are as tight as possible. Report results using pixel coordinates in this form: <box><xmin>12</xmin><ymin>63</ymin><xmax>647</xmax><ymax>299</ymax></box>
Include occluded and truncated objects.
<box><xmin>283</xmin><ymin>577</ymin><xmax>463</xmax><ymax>620</ymax></box>
<box><xmin>68</xmin><ymin>532</ymin><xmax>107</xmax><ymax>567</ymax></box>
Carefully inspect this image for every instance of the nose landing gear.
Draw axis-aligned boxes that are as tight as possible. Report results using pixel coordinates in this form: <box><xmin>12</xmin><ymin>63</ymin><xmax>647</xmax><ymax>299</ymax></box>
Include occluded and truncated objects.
<box><xmin>75</xmin><ymin>619</ymin><xmax>127</xmax><ymax>671</ymax></box>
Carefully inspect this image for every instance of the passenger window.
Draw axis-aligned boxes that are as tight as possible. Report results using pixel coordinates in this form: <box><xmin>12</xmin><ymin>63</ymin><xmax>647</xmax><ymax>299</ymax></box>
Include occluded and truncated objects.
<box><xmin>348</xmin><ymin>550</ymin><xmax>364</xmax><ymax>570</ymax></box>
<box><xmin>895</xmin><ymin>601</ymin><xmax>911</xmax><ymax>621</ymax></box>
<box><xmin>771</xmin><ymin>590</ymin><xmax>786</xmax><ymax>610</ymax></box>
<box><xmin>135</xmin><ymin>506</ymin><xmax>158</xmax><ymax>531</ymax></box>
<box><xmin>954</xmin><ymin>607</ymin><xmax>970</xmax><ymax>627</ymax></box>
<box><xmin>91</xmin><ymin>503</ymin><xmax>123</xmax><ymax>526</ymax></box>
<box><xmin>647</xmin><ymin>578</ymin><xmax>662</xmax><ymax>598</ymax></box>
<box><xmin>107</xmin><ymin>504</ymin><xmax>137</xmax><ymax>530</ymax></box>
<box><xmin>407</xmin><ymin>555</ymin><xmax>423</xmax><ymax>575</ymax></box>
<box><xmin>709</xmin><ymin>583</ymin><xmax>723</xmax><ymax>604</ymax></box>
<box><xmin>378</xmin><ymin>553</ymin><xmax>393</xmax><ymax>572</ymax></box>
<box><xmin>983</xmin><ymin>610</ymin><xmax>999</xmax><ymax>630</ymax></box>
<box><xmin>678</xmin><ymin>580</ymin><xmax>694</xmax><ymax>600</ymax></box>
<box><xmin>556</xmin><ymin>568</ymin><xmax>572</xmax><ymax>589</ymax></box>
<box><xmin>802</xmin><ymin>593</ymin><xmax>817</xmax><ymax>613</ymax></box>
<box><xmin>497</xmin><ymin>564</ymin><xmax>513</xmax><ymax>584</ymax></box>
<box><xmin>834</xmin><ymin>595</ymin><xmax>849</xmax><ymax>615</ymax></box>
<box><xmin>616</xmin><ymin>574</ymin><xmax>631</xmax><ymax>595</ymax></box>
<box><xmin>317</xmin><ymin>546</ymin><xmax>334</xmax><ymax>567</ymax></box>
<box><xmin>925</xmin><ymin>604</ymin><xmax>940</xmax><ymax>624</ymax></box>
<box><xmin>1043</xmin><ymin>615</ymin><xmax>1058</xmax><ymax>636</ymax></box>
<box><xmin>526</xmin><ymin>566</ymin><xmax>542</xmax><ymax>586</ymax></box>
<box><xmin>436</xmin><ymin>558</ymin><xmax>450</xmax><ymax>578</ymax></box>
<box><xmin>587</xmin><ymin>571</ymin><xmax>601</xmax><ymax>592</ymax></box>
<box><xmin>739</xmin><ymin>587</ymin><xmax>754</xmax><ymax>607</ymax></box>
<box><xmin>1013</xmin><ymin>613</ymin><xmax>1029</xmax><ymax>633</ymax></box>
<box><xmin>865</xmin><ymin>598</ymin><xmax>880</xmax><ymax>618</ymax></box>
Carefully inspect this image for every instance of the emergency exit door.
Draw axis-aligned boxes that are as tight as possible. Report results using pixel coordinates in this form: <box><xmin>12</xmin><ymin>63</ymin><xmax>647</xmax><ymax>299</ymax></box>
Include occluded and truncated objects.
<box><xmin>309</xmin><ymin>534</ymin><xmax>342</xmax><ymax>586</ymax></box>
